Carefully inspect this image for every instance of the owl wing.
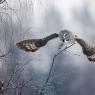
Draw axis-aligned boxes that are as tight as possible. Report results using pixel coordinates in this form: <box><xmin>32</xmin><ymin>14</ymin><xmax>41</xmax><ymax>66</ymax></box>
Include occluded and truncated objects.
<box><xmin>16</xmin><ymin>33</ymin><xmax>59</xmax><ymax>52</ymax></box>
<box><xmin>87</xmin><ymin>54</ymin><xmax>95</xmax><ymax>62</ymax></box>
<box><xmin>16</xmin><ymin>39</ymin><xmax>42</xmax><ymax>52</ymax></box>
<box><xmin>75</xmin><ymin>37</ymin><xmax>95</xmax><ymax>62</ymax></box>
<box><xmin>85</xmin><ymin>47</ymin><xmax>95</xmax><ymax>62</ymax></box>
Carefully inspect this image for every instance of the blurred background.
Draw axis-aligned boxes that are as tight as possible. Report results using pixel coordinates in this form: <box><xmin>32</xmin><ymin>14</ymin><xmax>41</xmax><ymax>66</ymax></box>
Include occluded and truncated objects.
<box><xmin>0</xmin><ymin>0</ymin><xmax>95</xmax><ymax>95</ymax></box>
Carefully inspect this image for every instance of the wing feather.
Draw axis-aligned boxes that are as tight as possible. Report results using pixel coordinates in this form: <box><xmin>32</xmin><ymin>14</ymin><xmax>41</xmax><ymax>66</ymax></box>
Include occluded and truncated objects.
<box><xmin>16</xmin><ymin>39</ymin><xmax>40</xmax><ymax>52</ymax></box>
<box><xmin>75</xmin><ymin>37</ymin><xmax>95</xmax><ymax>62</ymax></box>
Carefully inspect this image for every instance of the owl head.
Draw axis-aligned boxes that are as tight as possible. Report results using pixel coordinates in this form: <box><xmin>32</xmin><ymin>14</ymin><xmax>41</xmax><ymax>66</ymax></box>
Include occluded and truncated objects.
<box><xmin>59</xmin><ymin>30</ymin><xmax>77</xmax><ymax>43</ymax></box>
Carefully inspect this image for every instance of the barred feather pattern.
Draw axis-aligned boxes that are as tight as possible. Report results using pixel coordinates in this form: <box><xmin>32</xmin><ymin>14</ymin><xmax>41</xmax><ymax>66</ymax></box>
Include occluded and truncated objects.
<box><xmin>16</xmin><ymin>33</ymin><xmax>59</xmax><ymax>52</ymax></box>
<box><xmin>75</xmin><ymin>37</ymin><xmax>95</xmax><ymax>62</ymax></box>
<box><xmin>16</xmin><ymin>39</ymin><xmax>42</xmax><ymax>52</ymax></box>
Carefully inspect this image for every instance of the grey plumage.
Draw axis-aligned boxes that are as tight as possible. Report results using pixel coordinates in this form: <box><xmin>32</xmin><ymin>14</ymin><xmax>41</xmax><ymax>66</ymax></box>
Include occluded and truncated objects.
<box><xmin>58</xmin><ymin>30</ymin><xmax>76</xmax><ymax>49</ymax></box>
<box><xmin>75</xmin><ymin>37</ymin><xmax>95</xmax><ymax>62</ymax></box>
<box><xmin>16</xmin><ymin>29</ymin><xmax>95</xmax><ymax>62</ymax></box>
<box><xmin>59</xmin><ymin>30</ymin><xmax>76</xmax><ymax>43</ymax></box>
<box><xmin>59</xmin><ymin>30</ymin><xmax>95</xmax><ymax>62</ymax></box>
<box><xmin>16</xmin><ymin>33</ymin><xmax>58</xmax><ymax>52</ymax></box>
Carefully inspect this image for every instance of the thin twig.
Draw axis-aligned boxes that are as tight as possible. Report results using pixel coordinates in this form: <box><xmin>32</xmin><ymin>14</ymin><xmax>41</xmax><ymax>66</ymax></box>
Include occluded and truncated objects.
<box><xmin>65</xmin><ymin>50</ymin><xmax>80</xmax><ymax>56</ymax></box>
<box><xmin>37</xmin><ymin>43</ymin><xmax>75</xmax><ymax>95</ymax></box>
<box><xmin>0</xmin><ymin>0</ymin><xmax>6</xmax><ymax>4</ymax></box>
<box><xmin>0</xmin><ymin>49</ymin><xmax>11</xmax><ymax>58</ymax></box>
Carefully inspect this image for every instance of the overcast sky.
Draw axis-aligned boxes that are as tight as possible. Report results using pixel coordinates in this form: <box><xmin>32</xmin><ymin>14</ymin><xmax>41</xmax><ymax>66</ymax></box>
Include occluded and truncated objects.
<box><xmin>0</xmin><ymin>0</ymin><xmax>95</xmax><ymax>94</ymax></box>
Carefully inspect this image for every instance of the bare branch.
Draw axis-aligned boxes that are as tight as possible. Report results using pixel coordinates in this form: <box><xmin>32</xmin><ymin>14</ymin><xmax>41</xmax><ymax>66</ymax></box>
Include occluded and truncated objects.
<box><xmin>0</xmin><ymin>49</ymin><xmax>11</xmax><ymax>58</ymax></box>
<box><xmin>0</xmin><ymin>0</ymin><xmax>5</xmax><ymax>4</ymax></box>
<box><xmin>65</xmin><ymin>50</ymin><xmax>80</xmax><ymax>56</ymax></box>
<box><xmin>37</xmin><ymin>43</ymin><xmax>75</xmax><ymax>95</ymax></box>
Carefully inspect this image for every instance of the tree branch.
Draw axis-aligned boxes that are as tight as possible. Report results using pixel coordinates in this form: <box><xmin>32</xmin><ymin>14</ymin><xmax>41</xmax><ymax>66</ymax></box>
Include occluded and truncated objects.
<box><xmin>37</xmin><ymin>43</ymin><xmax>75</xmax><ymax>95</ymax></box>
<box><xmin>0</xmin><ymin>49</ymin><xmax>11</xmax><ymax>58</ymax></box>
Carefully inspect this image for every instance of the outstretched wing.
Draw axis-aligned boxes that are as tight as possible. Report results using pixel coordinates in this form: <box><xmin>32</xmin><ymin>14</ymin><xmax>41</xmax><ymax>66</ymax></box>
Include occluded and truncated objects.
<box><xmin>16</xmin><ymin>39</ymin><xmax>42</xmax><ymax>52</ymax></box>
<box><xmin>16</xmin><ymin>33</ymin><xmax>59</xmax><ymax>52</ymax></box>
<box><xmin>75</xmin><ymin>37</ymin><xmax>95</xmax><ymax>62</ymax></box>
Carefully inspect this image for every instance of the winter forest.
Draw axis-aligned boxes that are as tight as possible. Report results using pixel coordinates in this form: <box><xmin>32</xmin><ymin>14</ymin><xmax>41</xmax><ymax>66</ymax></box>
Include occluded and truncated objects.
<box><xmin>0</xmin><ymin>0</ymin><xmax>95</xmax><ymax>95</ymax></box>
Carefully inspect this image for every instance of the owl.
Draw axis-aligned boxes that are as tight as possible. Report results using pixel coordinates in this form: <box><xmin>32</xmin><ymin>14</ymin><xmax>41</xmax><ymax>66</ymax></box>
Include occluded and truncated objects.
<box><xmin>58</xmin><ymin>30</ymin><xmax>77</xmax><ymax>49</ymax></box>
<box><xmin>75</xmin><ymin>37</ymin><xmax>95</xmax><ymax>62</ymax></box>
<box><xmin>59</xmin><ymin>30</ymin><xmax>77</xmax><ymax>43</ymax></box>
<box><xmin>16</xmin><ymin>33</ymin><xmax>58</xmax><ymax>52</ymax></box>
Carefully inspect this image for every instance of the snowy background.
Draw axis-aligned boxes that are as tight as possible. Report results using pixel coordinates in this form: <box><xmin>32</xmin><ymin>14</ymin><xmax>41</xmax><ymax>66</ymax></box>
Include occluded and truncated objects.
<box><xmin>0</xmin><ymin>0</ymin><xmax>95</xmax><ymax>95</ymax></box>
